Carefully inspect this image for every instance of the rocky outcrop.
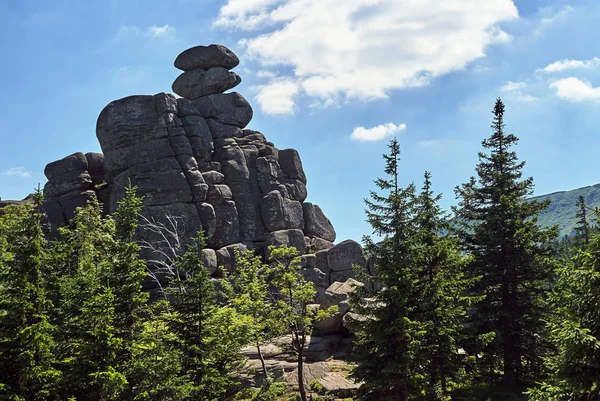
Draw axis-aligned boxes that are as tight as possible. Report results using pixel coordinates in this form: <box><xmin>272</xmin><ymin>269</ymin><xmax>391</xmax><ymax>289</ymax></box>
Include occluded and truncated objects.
<box><xmin>37</xmin><ymin>44</ymin><xmax>367</xmax><ymax>293</ymax></box>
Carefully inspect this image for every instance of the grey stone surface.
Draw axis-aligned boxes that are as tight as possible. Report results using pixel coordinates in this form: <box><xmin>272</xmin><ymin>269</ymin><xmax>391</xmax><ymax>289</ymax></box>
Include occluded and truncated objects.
<box><xmin>85</xmin><ymin>152</ymin><xmax>105</xmax><ymax>185</ymax></box>
<box><xmin>260</xmin><ymin>190</ymin><xmax>304</xmax><ymax>232</ymax></box>
<box><xmin>180</xmin><ymin>115</ymin><xmax>213</xmax><ymax>162</ymax></box>
<box><xmin>44</xmin><ymin>171</ymin><xmax>93</xmax><ymax>198</ymax></box>
<box><xmin>328</xmin><ymin>240</ymin><xmax>366</xmax><ymax>272</ymax></box>
<box><xmin>209</xmin><ymin>200</ymin><xmax>240</xmax><ymax>249</ymax></box>
<box><xmin>172</xmin><ymin>67</ymin><xmax>241</xmax><ymax>99</ymax></box>
<box><xmin>206</xmin><ymin>119</ymin><xmax>243</xmax><ymax>139</ymax></box>
<box><xmin>278</xmin><ymin>148</ymin><xmax>306</xmax><ymax>184</ymax></box>
<box><xmin>44</xmin><ymin>152</ymin><xmax>88</xmax><ymax>181</ymax></box>
<box><xmin>197</xmin><ymin>202</ymin><xmax>216</xmax><ymax>238</ymax></box>
<box><xmin>303</xmin><ymin>203</ymin><xmax>336</xmax><ymax>242</ymax></box>
<box><xmin>192</xmin><ymin>92</ymin><xmax>253</xmax><ymax>128</ymax></box>
<box><xmin>202</xmin><ymin>170</ymin><xmax>225</xmax><ymax>184</ymax></box>
<box><xmin>176</xmin><ymin>98</ymin><xmax>201</xmax><ymax>117</ymax></box>
<box><xmin>265</xmin><ymin>229</ymin><xmax>307</xmax><ymax>258</ymax></box>
<box><xmin>310</xmin><ymin>237</ymin><xmax>334</xmax><ymax>252</ymax></box>
<box><xmin>174</xmin><ymin>44</ymin><xmax>240</xmax><ymax>71</ymax></box>
<box><xmin>207</xmin><ymin>184</ymin><xmax>233</xmax><ymax>202</ymax></box>
<box><xmin>202</xmin><ymin>248</ymin><xmax>218</xmax><ymax>275</ymax></box>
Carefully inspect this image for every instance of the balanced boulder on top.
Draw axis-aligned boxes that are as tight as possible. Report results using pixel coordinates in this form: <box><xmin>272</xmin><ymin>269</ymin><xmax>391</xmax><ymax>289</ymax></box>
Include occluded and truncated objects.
<box><xmin>38</xmin><ymin>43</ymin><xmax>369</xmax><ymax>294</ymax></box>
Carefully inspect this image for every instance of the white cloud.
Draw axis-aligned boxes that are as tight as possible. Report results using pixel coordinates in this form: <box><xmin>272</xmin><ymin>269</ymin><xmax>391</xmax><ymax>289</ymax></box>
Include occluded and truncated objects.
<box><xmin>2</xmin><ymin>167</ymin><xmax>31</xmax><ymax>178</ymax></box>
<box><xmin>534</xmin><ymin>5</ymin><xmax>573</xmax><ymax>36</ymax></box>
<box><xmin>216</xmin><ymin>0</ymin><xmax>518</xmax><ymax>106</ymax></box>
<box><xmin>254</xmin><ymin>78</ymin><xmax>300</xmax><ymax>114</ymax></box>
<box><xmin>256</xmin><ymin>70</ymin><xmax>278</xmax><ymax>79</ymax></box>
<box><xmin>148</xmin><ymin>24</ymin><xmax>176</xmax><ymax>38</ymax></box>
<box><xmin>501</xmin><ymin>81</ymin><xmax>526</xmax><ymax>92</ymax></box>
<box><xmin>111</xmin><ymin>24</ymin><xmax>176</xmax><ymax>44</ymax></box>
<box><xmin>537</xmin><ymin>57</ymin><xmax>600</xmax><ymax>73</ymax></box>
<box><xmin>550</xmin><ymin>77</ymin><xmax>600</xmax><ymax>101</ymax></box>
<box><xmin>214</xmin><ymin>0</ymin><xmax>283</xmax><ymax>30</ymax></box>
<box><xmin>499</xmin><ymin>81</ymin><xmax>538</xmax><ymax>102</ymax></box>
<box><xmin>350</xmin><ymin>123</ymin><xmax>406</xmax><ymax>142</ymax></box>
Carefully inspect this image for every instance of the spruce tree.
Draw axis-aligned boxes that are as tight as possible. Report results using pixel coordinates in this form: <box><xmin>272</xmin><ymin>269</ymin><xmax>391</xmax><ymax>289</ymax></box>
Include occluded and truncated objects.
<box><xmin>574</xmin><ymin>195</ymin><xmax>591</xmax><ymax>246</ymax></box>
<box><xmin>349</xmin><ymin>138</ymin><xmax>423</xmax><ymax>401</ymax></box>
<box><xmin>168</xmin><ymin>232</ymin><xmax>248</xmax><ymax>400</ymax></box>
<box><xmin>453</xmin><ymin>98</ymin><xmax>556</xmax><ymax>387</ymax></box>
<box><xmin>0</xmin><ymin>192</ymin><xmax>61</xmax><ymax>400</ymax></box>
<box><xmin>53</xmin><ymin>196</ymin><xmax>126</xmax><ymax>400</ymax></box>
<box><xmin>349</xmin><ymin>140</ymin><xmax>479</xmax><ymax>400</ymax></box>
<box><xmin>527</xmin><ymin>210</ymin><xmax>600</xmax><ymax>400</ymax></box>
<box><xmin>110</xmin><ymin>184</ymin><xmax>150</xmax><ymax>397</ymax></box>
<box><xmin>413</xmin><ymin>172</ymin><xmax>482</xmax><ymax>400</ymax></box>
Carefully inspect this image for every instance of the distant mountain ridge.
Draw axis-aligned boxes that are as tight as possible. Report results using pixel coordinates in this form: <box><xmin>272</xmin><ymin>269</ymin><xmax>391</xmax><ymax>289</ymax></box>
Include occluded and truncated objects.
<box><xmin>530</xmin><ymin>183</ymin><xmax>600</xmax><ymax>237</ymax></box>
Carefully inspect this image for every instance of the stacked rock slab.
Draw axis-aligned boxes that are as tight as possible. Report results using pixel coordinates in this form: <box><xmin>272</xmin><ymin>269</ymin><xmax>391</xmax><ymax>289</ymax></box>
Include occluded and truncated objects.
<box><xmin>38</xmin><ymin>44</ymin><xmax>366</xmax><ymax>293</ymax></box>
<box><xmin>42</xmin><ymin>152</ymin><xmax>107</xmax><ymax>230</ymax></box>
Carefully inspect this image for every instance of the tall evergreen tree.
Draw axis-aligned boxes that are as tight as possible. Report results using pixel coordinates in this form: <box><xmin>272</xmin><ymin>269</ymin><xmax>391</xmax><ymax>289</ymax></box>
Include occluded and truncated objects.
<box><xmin>350</xmin><ymin>141</ymin><xmax>480</xmax><ymax>401</ymax></box>
<box><xmin>109</xmin><ymin>184</ymin><xmax>150</xmax><ymax>397</ymax></box>
<box><xmin>53</xmin><ymin>196</ymin><xmax>126</xmax><ymax>400</ymax></box>
<box><xmin>349</xmin><ymin>138</ymin><xmax>422</xmax><ymax>401</ymax></box>
<box><xmin>168</xmin><ymin>232</ymin><xmax>248</xmax><ymax>400</ymax></box>
<box><xmin>453</xmin><ymin>98</ymin><xmax>557</xmax><ymax>387</ymax></box>
<box><xmin>574</xmin><ymin>195</ymin><xmax>591</xmax><ymax>246</ymax></box>
<box><xmin>0</xmin><ymin>192</ymin><xmax>61</xmax><ymax>400</ymax></box>
<box><xmin>413</xmin><ymin>172</ymin><xmax>482</xmax><ymax>400</ymax></box>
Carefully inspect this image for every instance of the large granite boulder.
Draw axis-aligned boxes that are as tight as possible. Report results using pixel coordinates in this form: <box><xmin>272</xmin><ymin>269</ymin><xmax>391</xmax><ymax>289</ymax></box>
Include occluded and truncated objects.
<box><xmin>261</xmin><ymin>190</ymin><xmax>304</xmax><ymax>232</ymax></box>
<box><xmin>192</xmin><ymin>92</ymin><xmax>253</xmax><ymax>128</ymax></box>
<box><xmin>172</xmin><ymin>67</ymin><xmax>241</xmax><ymax>99</ymax></box>
<box><xmin>303</xmin><ymin>203</ymin><xmax>336</xmax><ymax>242</ymax></box>
<box><xmin>36</xmin><ymin>43</ymin><xmax>353</xmax><ymax>297</ymax></box>
<box><xmin>174</xmin><ymin>44</ymin><xmax>240</xmax><ymax>71</ymax></box>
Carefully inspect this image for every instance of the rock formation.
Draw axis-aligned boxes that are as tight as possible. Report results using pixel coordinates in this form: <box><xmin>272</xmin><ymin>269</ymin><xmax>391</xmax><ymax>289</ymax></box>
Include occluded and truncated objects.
<box><xmin>34</xmin><ymin>44</ymin><xmax>365</xmax><ymax>325</ymax></box>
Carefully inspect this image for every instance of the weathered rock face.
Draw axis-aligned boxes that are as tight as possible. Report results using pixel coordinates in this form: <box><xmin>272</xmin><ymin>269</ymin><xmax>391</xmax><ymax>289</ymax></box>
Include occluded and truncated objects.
<box><xmin>39</xmin><ymin>44</ymin><xmax>364</xmax><ymax>292</ymax></box>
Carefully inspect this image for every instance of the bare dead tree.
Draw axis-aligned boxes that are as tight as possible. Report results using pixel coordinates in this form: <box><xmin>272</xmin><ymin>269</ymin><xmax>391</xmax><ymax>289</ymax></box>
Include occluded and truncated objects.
<box><xmin>137</xmin><ymin>212</ymin><xmax>191</xmax><ymax>300</ymax></box>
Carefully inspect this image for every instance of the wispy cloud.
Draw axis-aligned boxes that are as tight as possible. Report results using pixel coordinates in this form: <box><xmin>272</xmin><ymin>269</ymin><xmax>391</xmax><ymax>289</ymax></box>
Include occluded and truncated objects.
<box><xmin>216</xmin><ymin>0</ymin><xmax>518</xmax><ymax>111</ymax></box>
<box><xmin>111</xmin><ymin>24</ymin><xmax>176</xmax><ymax>45</ymax></box>
<box><xmin>537</xmin><ymin>57</ymin><xmax>600</xmax><ymax>73</ymax></box>
<box><xmin>550</xmin><ymin>77</ymin><xmax>600</xmax><ymax>101</ymax></box>
<box><xmin>534</xmin><ymin>5</ymin><xmax>573</xmax><ymax>36</ymax></box>
<box><xmin>350</xmin><ymin>123</ymin><xmax>406</xmax><ymax>142</ymax></box>
<box><xmin>254</xmin><ymin>78</ymin><xmax>300</xmax><ymax>115</ymax></box>
<box><xmin>2</xmin><ymin>167</ymin><xmax>31</xmax><ymax>178</ymax></box>
<box><xmin>148</xmin><ymin>24</ymin><xmax>176</xmax><ymax>38</ymax></box>
<box><xmin>501</xmin><ymin>81</ymin><xmax>526</xmax><ymax>92</ymax></box>
<box><xmin>500</xmin><ymin>81</ymin><xmax>538</xmax><ymax>102</ymax></box>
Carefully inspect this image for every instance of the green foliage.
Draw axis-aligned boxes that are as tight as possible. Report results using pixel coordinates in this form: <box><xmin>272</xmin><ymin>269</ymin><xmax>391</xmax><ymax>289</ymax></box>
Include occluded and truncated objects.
<box><xmin>222</xmin><ymin>248</ymin><xmax>281</xmax><ymax>384</ymax></box>
<box><xmin>234</xmin><ymin>381</ymin><xmax>286</xmax><ymax>401</ymax></box>
<box><xmin>128</xmin><ymin>302</ymin><xmax>192</xmax><ymax>401</ymax></box>
<box><xmin>267</xmin><ymin>245</ymin><xmax>337</xmax><ymax>401</ymax></box>
<box><xmin>526</xmin><ymin>211</ymin><xmax>600</xmax><ymax>400</ymax></box>
<box><xmin>350</xmin><ymin>139</ymin><xmax>477</xmax><ymax>401</ymax></box>
<box><xmin>0</xmin><ymin>191</ymin><xmax>62</xmax><ymax>400</ymax></box>
<box><xmin>530</xmin><ymin>183</ymin><xmax>600</xmax><ymax>237</ymax></box>
<box><xmin>52</xmin><ymin>195</ymin><xmax>126</xmax><ymax>400</ymax></box>
<box><xmin>453</xmin><ymin>99</ymin><xmax>557</xmax><ymax>386</ymax></box>
<box><xmin>309</xmin><ymin>378</ymin><xmax>325</xmax><ymax>395</ymax></box>
<box><xmin>168</xmin><ymin>232</ymin><xmax>249</xmax><ymax>400</ymax></box>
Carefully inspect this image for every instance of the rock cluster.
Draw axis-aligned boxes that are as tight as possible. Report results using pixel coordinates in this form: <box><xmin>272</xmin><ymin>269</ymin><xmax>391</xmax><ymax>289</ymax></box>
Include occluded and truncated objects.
<box><xmin>42</xmin><ymin>152</ymin><xmax>107</xmax><ymax>228</ymax></box>
<box><xmin>38</xmin><ymin>44</ymin><xmax>365</xmax><ymax>298</ymax></box>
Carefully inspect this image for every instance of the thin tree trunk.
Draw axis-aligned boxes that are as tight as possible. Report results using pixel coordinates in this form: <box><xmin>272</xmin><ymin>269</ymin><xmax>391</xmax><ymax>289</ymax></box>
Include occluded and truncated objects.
<box><xmin>501</xmin><ymin>279</ymin><xmax>515</xmax><ymax>386</ymax></box>
<box><xmin>298</xmin><ymin>344</ymin><xmax>307</xmax><ymax>401</ymax></box>
<box><xmin>256</xmin><ymin>340</ymin><xmax>269</xmax><ymax>385</ymax></box>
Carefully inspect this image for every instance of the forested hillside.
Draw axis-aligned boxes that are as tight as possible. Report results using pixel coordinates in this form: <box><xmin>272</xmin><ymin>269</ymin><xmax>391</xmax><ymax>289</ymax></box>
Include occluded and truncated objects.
<box><xmin>531</xmin><ymin>183</ymin><xmax>600</xmax><ymax>237</ymax></box>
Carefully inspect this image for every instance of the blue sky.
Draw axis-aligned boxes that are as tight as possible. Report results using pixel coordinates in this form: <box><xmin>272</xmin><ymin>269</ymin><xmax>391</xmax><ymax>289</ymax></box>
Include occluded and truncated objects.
<box><xmin>1</xmin><ymin>0</ymin><xmax>599</xmax><ymax>242</ymax></box>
